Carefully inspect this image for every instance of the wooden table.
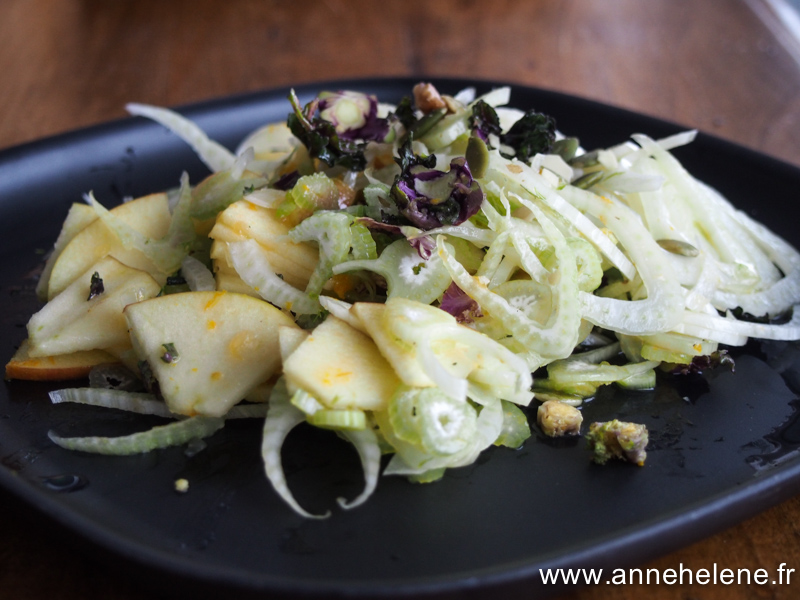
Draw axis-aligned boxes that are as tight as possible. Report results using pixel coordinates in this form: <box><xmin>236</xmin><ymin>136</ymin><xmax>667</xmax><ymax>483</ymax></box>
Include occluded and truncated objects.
<box><xmin>1</xmin><ymin>1</ymin><xmax>799</xmax><ymax>598</ymax></box>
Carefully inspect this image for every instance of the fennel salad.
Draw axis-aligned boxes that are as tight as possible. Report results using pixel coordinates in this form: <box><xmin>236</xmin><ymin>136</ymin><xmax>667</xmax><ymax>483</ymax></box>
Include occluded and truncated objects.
<box><xmin>8</xmin><ymin>82</ymin><xmax>800</xmax><ymax>518</ymax></box>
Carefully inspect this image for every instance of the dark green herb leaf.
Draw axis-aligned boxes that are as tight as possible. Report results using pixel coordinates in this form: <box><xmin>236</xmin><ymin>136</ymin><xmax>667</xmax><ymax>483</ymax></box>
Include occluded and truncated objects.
<box><xmin>160</xmin><ymin>343</ymin><xmax>180</xmax><ymax>364</ymax></box>
<box><xmin>286</xmin><ymin>90</ymin><xmax>367</xmax><ymax>171</ymax></box>
<box><xmin>87</xmin><ymin>272</ymin><xmax>104</xmax><ymax>301</ymax></box>
<box><xmin>500</xmin><ymin>110</ymin><xmax>557</xmax><ymax>164</ymax></box>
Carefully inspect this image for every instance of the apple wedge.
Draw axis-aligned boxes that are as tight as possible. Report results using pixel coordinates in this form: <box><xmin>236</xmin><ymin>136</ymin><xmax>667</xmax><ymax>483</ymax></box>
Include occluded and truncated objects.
<box><xmin>36</xmin><ymin>203</ymin><xmax>98</xmax><ymax>301</ymax></box>
<box><xmin>27</xmin><ymin>256</ymin><xmax>162</xmax><ymax>358</ymax></box>
<box><xmin>282</xmin><ymin>315</ymin><xmax>401</xmax><ymax>412</ymax></box>
<box><xmin>209</xmin><ymin>200</ymin><xmax>318</xmax><ymax>286</ymax></box>
<box><xmin>47</xmin><ymin>193</ymin><xmax>171</xmax><ymax>300</ymax></box>
<box><xmin>124</xmin><ymin>291</ymin><xmax>298</xmax><ymax>417</ymax></box>
<box><xmin>350</xmin><ymin>302</ymin><xmax>435</xmax><ymax>389</ymax></box>
<box><xmin>5</xmin><ymin>339</ymin><xmax>118</xmax><ymax>381</ymax></box>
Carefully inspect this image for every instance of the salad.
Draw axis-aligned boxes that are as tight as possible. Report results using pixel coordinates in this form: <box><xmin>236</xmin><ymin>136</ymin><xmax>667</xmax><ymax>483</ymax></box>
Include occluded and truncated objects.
<box><xmin>8</xmin><ymin>82</ymin><xmax>800</xmax><ymax>518</ymax></box>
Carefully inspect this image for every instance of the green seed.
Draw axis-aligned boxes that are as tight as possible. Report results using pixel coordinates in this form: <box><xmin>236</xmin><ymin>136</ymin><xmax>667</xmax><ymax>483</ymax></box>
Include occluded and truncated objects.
<box><xmin>656</xmin><ymin>239</ymin><xmax>700</xmax><ymax>257</ymax></box>
<box><xmin>465</xmin><ymin>135</ymin><xmax>490</xmax><ymax>179</ymax></box>
<box><xmin>569</xmin><ymin>150</ymin><xmax>599</xmax><ymax>168</ymax></box>
<box><xmin>552</xmin><ymin>137</ymin><xmax>580</xmax><ymax>162</ymax></box>
<box><xmin>572</xmin><ymin>171</ymin><xmax>605</xmax><ymax>189</ymax></box>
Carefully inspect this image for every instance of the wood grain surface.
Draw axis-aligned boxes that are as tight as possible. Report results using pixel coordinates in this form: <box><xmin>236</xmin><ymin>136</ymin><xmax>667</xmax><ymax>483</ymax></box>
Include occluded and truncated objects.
<box><xmin>1</xmin><ymin>1</ymin><xmax>799</xmax><ymax>599</ymax></box>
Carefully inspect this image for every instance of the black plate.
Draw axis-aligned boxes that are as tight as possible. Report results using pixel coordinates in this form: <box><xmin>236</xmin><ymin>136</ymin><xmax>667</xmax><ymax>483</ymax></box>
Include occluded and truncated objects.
<box><xmin>2</xmin><ymin>78</ymin><xmax>800</xmax><ymax>600</ymax></box>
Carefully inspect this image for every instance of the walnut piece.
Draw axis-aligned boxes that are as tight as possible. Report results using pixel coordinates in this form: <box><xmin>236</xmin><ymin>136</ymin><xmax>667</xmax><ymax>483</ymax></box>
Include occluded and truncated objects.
<box><xmin>413</xmin><ymin>82</ymin><xmax>447</xmax><ymax>114</ymax></box>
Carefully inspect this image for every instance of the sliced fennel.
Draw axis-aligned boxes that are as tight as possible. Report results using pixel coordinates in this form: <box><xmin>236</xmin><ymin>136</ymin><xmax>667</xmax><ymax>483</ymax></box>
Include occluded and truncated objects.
<box><xmin>48</xmin><ymin>416</ymin><xmax>224</xmax><ymax>455</ymax></box>
<box><xmin>126</xmin><ymin>103</ymin><xmax>236</xmax><ymax>173</ymax></box>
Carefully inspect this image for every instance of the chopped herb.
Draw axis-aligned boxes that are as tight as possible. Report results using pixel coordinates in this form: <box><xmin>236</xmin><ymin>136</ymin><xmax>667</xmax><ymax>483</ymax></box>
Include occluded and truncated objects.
<box><xmin>392</xmin><ymin>96</ymin><xmax>417</xmax><ymax>131</ymax></box>
<box><xmin>296</xmin><ymin>310</ymin><xmax>329</xmax><ymax>330</ymax></box>
<box><xmin>469</xmin><ymin>100</ymin><xmax>502</xmax><ymax>144</ymax></box>
<box><xmin>87</xmin><ymin>272</ymin><xmax>104</xmax><ymax>301</ymax></box>
<box><xmin>160</xmin><ymin>343</ymin><xmax>180</xmax><ymax>364</ymax></box>
<box><xmin>159</xmin><ymin>274</ymin><xmax>189</xmax><ymax>296</ymax></box>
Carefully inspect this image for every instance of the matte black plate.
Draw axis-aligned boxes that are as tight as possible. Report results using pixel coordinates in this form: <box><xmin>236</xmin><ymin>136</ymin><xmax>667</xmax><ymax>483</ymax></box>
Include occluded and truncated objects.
<box><xmin>2</xmin><ymin>78</ymin><xmax>800</xmax><ymax>599</ymax></box>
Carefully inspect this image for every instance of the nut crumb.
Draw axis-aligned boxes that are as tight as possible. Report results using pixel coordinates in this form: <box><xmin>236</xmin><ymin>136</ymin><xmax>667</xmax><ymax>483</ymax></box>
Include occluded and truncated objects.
<box><xmin>537</xmin><ymin>400</ymin><xmax>583</xmax><ymax>437</ymax></box>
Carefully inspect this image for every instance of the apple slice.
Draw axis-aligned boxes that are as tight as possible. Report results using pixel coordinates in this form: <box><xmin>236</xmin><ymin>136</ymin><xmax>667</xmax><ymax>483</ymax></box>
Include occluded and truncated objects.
<box><xmin>27</xmin><ymin>256</ymin><xmax>162</xmax><ymax>358</ymax></box>
<box><xmin>209</xmin><ymin>200</ymin><xmax>318</xmax><ymax>283</ymax></box>
<box><xmin>36</xmin><ymin>203</ymin><xmax>98</xmax><ymax>301</ymax></box>
<box><xmin>124</xmin><ymin>291</ymin><xmax>298</xmax><ymax>417</ymax></box>
<box><xmin>350</xmin><ymin>302</ymin><xmax>435</xmax><ymax>388</ymax></box>
<box><xmin>210</xmin><ymin>238</ymin><xmax>312</xmax><ymax>292</ymax></box>
<box><xmin>282</xmin><ymin>315</ymin><xmax>401</xmax><ymax>412</ymax></box>
<box><xmin>47</xmin><ymin>193</ymin><xmax>171</xmax><ymax>299</ymax></box>
<box><xmin>5</xmin><ymin>339</ymin><xmax>118</xmax><ymax>381</ymax></box>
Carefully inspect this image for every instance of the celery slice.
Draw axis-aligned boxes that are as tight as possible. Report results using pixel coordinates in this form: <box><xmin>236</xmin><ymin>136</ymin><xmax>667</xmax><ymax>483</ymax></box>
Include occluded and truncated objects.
<box><xmin>289</xmin><ymin>211</ymin><xmax>354</xmax><ymax>299</ymax></box>
<box><xmin>388</xmin><ymin>386</ymin><xmax>477</xmax><ymax>456</ymax></box>
<box><xmin>334</xmin><ymin>239</ymin><xmax>452</xmax><ymax>305</ymax></box>
<box><xmin>494</xmin><ymin>400</ymin><xmax>532</xmax><ymax>448</ymax></box>
<box><xmin>307</xmin><ymin>409</ymin><xmax>367</xmax><ymax>431</ymax></box>
<box><xmin>289</xmin><ymin>388</ymin><xmax>324</xmax><ymax>415</ymax></box>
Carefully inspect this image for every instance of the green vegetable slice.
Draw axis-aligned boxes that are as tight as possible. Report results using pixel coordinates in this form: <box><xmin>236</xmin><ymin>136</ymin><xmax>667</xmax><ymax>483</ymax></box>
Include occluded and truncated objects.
<box><xmin>126</xmin><ymin>103</ymin><xmax>236</xmax><ymax>173</ymax></box>
<box><xmin>333</xmin><ymin>239</ymin><xmax>452</xmax><ymax>304</ymax></box>
<box><xmin>289</xmin><ymin>211</ymin><xmax>354</xmax><ymax>298</ymax></box>
<box><xmin>48</xmin><ymin>416</ymin><xmax>224</xmax><ymax>455</ymax></box>
<box><xmin>227</xmin><ymin>239</ymin><xmax>320</xmax><ymax>314</ymax></box>
<box><xmin>262</xmin><ymin>379</ymin><xmax>330</xmax><ymax>519</ymax></box>
<box><xmin>336</xmin><ymin>427</ymin><xmax>381</xmax><ymax>510</ymax></box>
<box><xmin>49</xmin><ymin>387</ymin><xmax>173</xmax><ymax>417</ymax></box>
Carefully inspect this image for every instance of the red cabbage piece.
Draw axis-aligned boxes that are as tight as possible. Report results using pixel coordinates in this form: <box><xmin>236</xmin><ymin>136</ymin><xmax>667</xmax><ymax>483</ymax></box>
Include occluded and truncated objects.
<box><xmin>355</xmin><ymin>217</ymin><xmax>435</xmax><ymax>259</ymax></box>
<box><xmin>317</xmin><ymin>91</ymin><xmax>391</xmax><ymax>142</ymax></box>
<box><xmin>390</xmin><ymin>138</ymin><xmax>484</xmax><ymax>230</ymax></box>
<box><xmin>287</xmin><ymin>90</ymin><xmax>369</xmax><ymax>171</ymax></box>
<box><xmin>440</xmin><ymin>282</ymin><xmax>483</xmax><ymax>323</ymax></box>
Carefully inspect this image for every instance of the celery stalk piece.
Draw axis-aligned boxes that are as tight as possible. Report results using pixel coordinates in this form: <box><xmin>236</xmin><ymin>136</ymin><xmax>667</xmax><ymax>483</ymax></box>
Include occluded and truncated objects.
<box><xmin>380</xmin><ymin>390</ymin><xmax>504</xmax><ymax>477</ymax></box>
<box><xmin>307</xmin><ymin>409</ymin><xmax>367</xmax><ymax>431</ymax></box>
<box><xmin>494</xmin><ymin>400</ymin><xmax>532</xmax><ymax>448</ymax></box>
